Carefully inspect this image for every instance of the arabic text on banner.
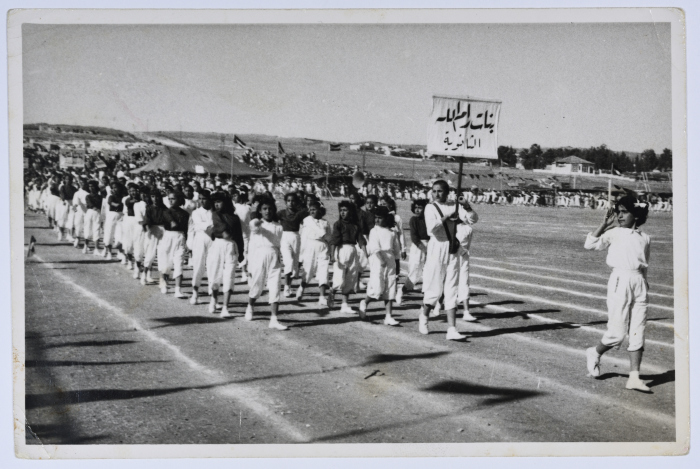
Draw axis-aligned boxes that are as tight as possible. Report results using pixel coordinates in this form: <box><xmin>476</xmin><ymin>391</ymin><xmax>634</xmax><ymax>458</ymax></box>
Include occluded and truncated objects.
<box><xmin>427</xmin><ymin>95</ymin><xmax>501</xmax><ymax>159</ymax></box>
<box><xmin>59</xmin><ymin>154</ymin><xmax>85</xmax><ymax>169</ymax></box>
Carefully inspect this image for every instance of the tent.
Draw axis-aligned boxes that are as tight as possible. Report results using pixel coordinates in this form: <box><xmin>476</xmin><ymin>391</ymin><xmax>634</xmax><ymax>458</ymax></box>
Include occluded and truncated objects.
<box><xmin>131</xmin><ymin>146</ymin><xmax>266</xmax><ymax>176</ymax></box>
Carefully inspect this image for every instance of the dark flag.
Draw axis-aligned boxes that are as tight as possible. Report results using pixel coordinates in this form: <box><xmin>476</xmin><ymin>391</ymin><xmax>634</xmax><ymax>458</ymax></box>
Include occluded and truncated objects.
<box><xmin>329</xmin><ymin>143</ymin><xmax>342</xmax><ymax>152</ymax></box>
<box><xmin>611</xmin><ymin>164</ymin><xmax>622</xmax><ymax>176</ymax></box>
<box><xmin>233</xmin><ymin>135</ymin><xmax>251</xmax><ymax>150</ymax></box>
<box><xmin>277</xmin><ymin>142</ymin><xmax>286</xmax><ymax>155</ymax></box>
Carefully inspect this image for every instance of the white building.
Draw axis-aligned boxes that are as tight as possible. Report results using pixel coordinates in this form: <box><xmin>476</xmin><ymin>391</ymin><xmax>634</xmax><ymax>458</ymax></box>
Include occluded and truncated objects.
<box><xmin>549</xmin><ymin>156</ymin><xmax>595</xmax><ymax>174</ymax></box>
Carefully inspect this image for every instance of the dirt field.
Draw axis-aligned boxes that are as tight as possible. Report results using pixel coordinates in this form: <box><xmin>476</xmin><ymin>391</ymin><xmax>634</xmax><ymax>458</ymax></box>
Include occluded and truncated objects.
<box><xmin>23</xmin><ymin>202</ymin><xmax>676</xmax><ymax>445</ymax></box>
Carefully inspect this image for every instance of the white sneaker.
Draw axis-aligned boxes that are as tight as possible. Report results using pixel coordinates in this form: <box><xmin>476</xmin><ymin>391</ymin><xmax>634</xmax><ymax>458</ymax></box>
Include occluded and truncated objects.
<box><xmin>295</xmin><ymin>286</ymin><xmax>304</xmax><ymax>301</ymax></box>
<box><xmin>56</xmin><ymin>231</ymin><xmax>62</xmax><ymax>241</ymax></box>
<box><xmin>103</xmin><ymin>249</ymin><xmax>108</xmax><ymax>258</ymax></box>
<box><xmin>462</xmin><ymin>311</ymin><xmax>477</xmax><ymax>322</ymax></box>
<box><xmin>429</xmin><ymin>308</ymin><xmax>440</xmax><ymax>318</ymax></box>
<box><xmin>120</xmin><ymin>255</ymin><xmax>127</xmax><ymax>265</ymax></box>
<box><xmin>126</xmin><ymin>261</ymin><xmax>133</xmax><ymax>270</ymax></box>
<box><xmin>159</xmin><ymin>278</ymin><xmax>167</xmax><ymax>294</ymax></box>
<box><xmin>625</xmin><ymin>372</ymin><xmax>650</xmax><ymax>392</ymax></box>
<box><xmin>173</xmin><ymin>289</ymin><xmax>186</xmax><ymax>299</ymax></box>
<box><xmin>446</xmin><ymin>327</ymin><xmax>466</xmax><ymax>341</ymax></box>
<box><xmin>244</xmin><ymin>304</ymin><xmax>253</xmax><ymax>321</ymax></box>
<box><xmin>106</xmin><ymin>252</ymin><xmax>113</xmax><ymax>261</ymax></box>
<box><xmin>208</xmin><ymin>299</ymin><xmax>217</xmax><ymax>314</ymax></box>
<box><xmin>418</xmin><ymin>314</ymin><xmax>429</xmax><ymax>335</ymax></box>
<box><xmin>190</xmin><ymin>292</ymin><xmax>198</xmax><ymax>305</ymax></box>
<box><xmin>146</xmin><ymin>272</ymin><xmax>154</xmax><ymax>284</ymax></box>
<box><xmin>586</xmin><ymin>347</ymin><xmax>601</xmax><ymax>377</ymax></box>
<box><xmin>82</xmin><ymin>245</ymin><xmax>88</xmax><ymax>254</ymax></box>
<box><xmin>395</xmin><ymin>288</ymin><xmax>403</xmax><ymax>306</ymax></box>
<box><xmin>339</xmin><ymin>304</ymin><xmax>354</xmax><ymax>315</ymax></box>
<box><xmin>219</xmin><ymin>308</ymin><xmax>233</xmax><ymax>319</ymax></box>
<box><xmin>93</xmin><ymin>248</ymin><xmax>101</xmax><ymax>257</ymax></box>
<box><xmin>284</xmin><ymin>285</ymin><xmax>292</xmax><ymax>298</ymax></box>
<box><xmin>140</xmin><ymin>272</ymin><xmax>147</xmax><ymax>286</ymax></box>
<box><xmin>269</xmin><ymin>318</ymin><xmax>288</xmax><ymax>331</ymax></box>
<box><xmin>132</xmin><ymin>268</ymin><xmax>140</xmax><ymax>279</ymax></box>
<box><xmin>67</xmin><ymin>234</ymin><xmax>74</xmax><ymax>242</ymax></box>
<box><xmin>384</xmin><ymin>316</ymin><xmax>400</xmax><ymax>326</ymax></box>
<box><xmin>73</xmin><ymin>238</ymin><xmax>79</xmax><ymax>248</ymax></box>
<box><xmin>318</xmin><ymin>297</ymin><xmax>328</xmax><ymax>308</ymax></box>
<box><xmin>358</xmin><ymin>299</ymin><xmax>367</xmax><ymax>320</ymax></box>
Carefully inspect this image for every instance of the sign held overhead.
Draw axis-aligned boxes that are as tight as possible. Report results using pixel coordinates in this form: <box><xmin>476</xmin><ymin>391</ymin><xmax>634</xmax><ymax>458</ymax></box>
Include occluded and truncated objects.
<box><xmin>427</xmin><ymin>94</ymin><xmax>501</xmax><ymax>159</ymax></box>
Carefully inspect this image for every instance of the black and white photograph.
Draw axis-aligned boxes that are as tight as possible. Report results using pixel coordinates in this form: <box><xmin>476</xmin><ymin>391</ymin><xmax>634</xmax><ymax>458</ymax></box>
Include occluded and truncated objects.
<box><xmin>8</xmin><ymin>7</ymin><xmax>689</xmax><ymax>459</ymax></box>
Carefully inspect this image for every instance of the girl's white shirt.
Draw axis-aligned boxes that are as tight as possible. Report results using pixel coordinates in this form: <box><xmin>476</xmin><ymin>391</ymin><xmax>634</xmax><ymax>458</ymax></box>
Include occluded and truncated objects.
<box><xmin>424</xmin><ymin>201</ymin><xmax>479</xmax><ymax>242</ymax></box>
<box><xmin>302</xmin><ymin>216</ymin><xmax>330</xmax><ymax>242</ymax></box>
<box><xmin>367</xmin><ymin>225</ymin><xmax>401</xmax><ymax>263</ymax></box>
<box><xmin>249</xmin><ymin>218</ymin><xmax>283</xmax><ymax>250</ymax></box>
<box><xmin>584</xmin><ymin>227</ymin><xmax>650</xmax><ymax>275</ymax></box>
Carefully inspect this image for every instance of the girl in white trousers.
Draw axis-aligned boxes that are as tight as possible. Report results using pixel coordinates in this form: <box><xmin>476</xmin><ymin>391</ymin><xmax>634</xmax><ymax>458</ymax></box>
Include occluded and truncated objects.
<box><xmin>246</xmin><ymin>198</ymin><xmax>288</xmax><ymax>330</ymax></box>
<box><xmin>584</xmin><ymin>196</ymin><xmax>652</xmax><ymax>392</ymax></box>
<box><xmin>359</xmin><ymin>206</ymin><xmax>402</xmax><ymax>326</ymax></box>
<box><xmin>297</xmin><ymin>201</ymin><xmax>331</xmax><ymax>306</ymax></box>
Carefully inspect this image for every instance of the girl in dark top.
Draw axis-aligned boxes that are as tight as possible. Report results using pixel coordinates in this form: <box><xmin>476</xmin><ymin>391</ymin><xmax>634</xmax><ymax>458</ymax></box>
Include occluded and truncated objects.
<box><xmin>82</xmin><ymin>181</ymin><xmax>103</xmax><ymax>255</ymax></box>
<box><xmin>402</xmin><ymin>199</ymin><xmax>429</xmax><ymax>294</ymax></box>
<box><xmin>278</xmin><ymin>192</ymin><xmax>309</xmax><ymax>298</ymax></box>
<box><xmin>157</xmin><ymin>191</ymin><xmax>190</xmax><ymax>298</ymax></box>
<box><xmin>143</xmin><ymin>188</ymin><xmax>167</xmax><ymax>284</ymax></box>
<box><xmin>206</xmin><ymin>193</ymin><xmax>245</xmax><ymax>318</ymax></box>
<box><xmin>102</xmin><ymin>182</ymin><xmax>124</xmax><ymax>260</ymax></box>
<box><xmin>329</xmin><ymin>200</ymin><xmax>366</xmax><ymax>314</ymax></box>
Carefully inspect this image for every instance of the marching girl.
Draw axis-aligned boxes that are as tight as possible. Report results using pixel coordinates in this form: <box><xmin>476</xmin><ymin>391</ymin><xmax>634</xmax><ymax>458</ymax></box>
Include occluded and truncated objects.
<box><xmin>130</xmin><ymin>186</ymin><xmax>150</xmax><ymax>280</ymax></box>
<box><xmin>584</xmin><ymin>196</ymin><xmax>652</xmax><ymax>392</ymax></box>
<box><xmin>401</xmin><ymin>199</ymin><xmax>429</xmax><ymax>296</ymax></box>
<box><xmin>189</xmin><ymin>190</ymin><xmax>214</xmax><ymax>305</ymax></box>
<box><xmin>278</xmin><ymin>192</ymin><xmax>309</xmax><ymax>298</ymax></box>
<box><xmin>329</xmin><ymin>200</ymin><xmax>366</xmax><ymax>314</ymax></box>
<box><xmin>71</xmin><ymin>178</ymin><xmax>90</xmax><ymax>249</ymax></box>
<box><xmin>296</xmin><ymin>200</ymin><xmax>331</xmax><ymax>306</ymax></box>
<box><xmin>82</xmin><ymin>181</ymin><xmax>103</xmax><ymax>255</ymax></box>
<box><xmin>142</xmin><ymin>188</ymin><xmax>167</xmax><ymax>285</ymax></box>
<box><xmin>120</xmin><ymin>183</ymin><xmax>141</xmax><ymax>272</ymax></box>
<box><xmin>157</xmin><ymin>191</ymin><xmax>190</xmax><ymax>298</ymax></box>
<box><xmin>359</xmin><ymin>206</ymin><xmax>402</xmax><ymax>326</ymax></box>
<box><xmin>206</xmin><ymin>193</ymin><xmax>245</xmax><ymax>317</ymax></box>
<box><xmin>56</xmin><ymin>174</ymin><xmax>77</xmax><ymax>242</ymax></box>
<box><xmin>102</xmin><ymin>182</ymin><xmax>124</xmax><ymax>260</ymax></box>
<box><xmin>455</xmin><ymin>216</ymin><xmax>478</xmax><ymax>322</ymax></box>
<box><xmin>46</xmin><ymin>174</ymin><xmax>62</xmax><ymax>231</ymax></box>
<box><xmin>419</xmin><ymin>180</ymin><xmax>478</xmax><ymax>341</ymax></box>
<box><xmin>233</xmin><ymin>191</ymin><xmax>252</xmax><ymax>280</ymax></box>
<box><xmin>378</xmin><ymin>195</ymin><xmax>407</xmax><ymax>304</ymax></box>
<box><xmin>245</xmin><ymin>197</ymin><xmax>288</xmax><ymax>331</ymax></box>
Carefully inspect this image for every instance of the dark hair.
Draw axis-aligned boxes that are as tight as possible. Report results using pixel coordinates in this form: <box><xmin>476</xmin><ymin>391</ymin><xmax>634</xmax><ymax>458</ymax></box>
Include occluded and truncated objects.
<box><xmin>373</xmin><ymin>205</ymin><xmax>396</xmax><ymax>229</ymax></box>
<box><xmin>237</xmin><ymin>191</ymin><xmax>249</xmax><ymax>203</ymax></box>
<box><xmin>255</xmin><ymin>196</ymin><xmax>278</xmax><ymax>221</ymax></box>
<box><xmin>432</xmin><ymin>179</ymin><xmax>450</xmax><ymax>193</ymax></box>
<box><xmin>350</xmin><ymin>192</ymin><xmax>365</xmax><ymax>208</ymax></box>
<box><xmin>285</xmin><ymin>192</ymin><xmax>301</xmax><ymax>206</ymax></box>
<box><xmin>168</xmin><ymin>190</ymin><xmax>185</xmax><ymax>207</ymax></box>
<box><xmin>411</xmin><ymin>199</ymin><xmax>429</xmax><ymax>215</ymax></box>
<box><xmin>308</xmin><ymin>200</ymin><xmax>326</xmax><ymax>218</ymax></box>
<box><xmin>365</xmin><ymin>194</ymin><xmax>378</xmax><ymax>205</ymax></box>
<box><xmin>615</xmin><ymin>195</ymin><xmax>649</xmax><ymax>227</ymax></box>
<box><xmin>379</xmin><ymin>195</ymin><xmax>397</xmax><ymax>212</ymax></box>
<box><xmin>338</xmin><ymin>200</ymin><xmax>359</xmax><ymax>225</ymax></box>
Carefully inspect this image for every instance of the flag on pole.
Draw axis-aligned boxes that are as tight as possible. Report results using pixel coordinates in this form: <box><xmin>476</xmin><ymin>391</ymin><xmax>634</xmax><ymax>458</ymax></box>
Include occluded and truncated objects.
<box><xmin>233</xmin><ymin>135</ymin><xmax>251</xmax><ymax>150</ymax></box>
<box><xmin>329</xmin><ymin>143</ymin><xmax>342</xmax><ymax>152</ymax></box>
<box><xmin>611</xmin><ymin>164</ymin><xmax>622</xmax><ymax>176</ymax></box>
<box><xmin>277</xmin><ymin>142</ymin><xmax>286</xmax><ymax>155</ymax></box>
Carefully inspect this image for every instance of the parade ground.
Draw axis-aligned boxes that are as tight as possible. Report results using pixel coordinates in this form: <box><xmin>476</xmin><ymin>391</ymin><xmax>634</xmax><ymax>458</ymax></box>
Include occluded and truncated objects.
<box><xmin>23</xmin><ymin>201</ymin><xmax>676</xmax><ymax>445</ymax></box>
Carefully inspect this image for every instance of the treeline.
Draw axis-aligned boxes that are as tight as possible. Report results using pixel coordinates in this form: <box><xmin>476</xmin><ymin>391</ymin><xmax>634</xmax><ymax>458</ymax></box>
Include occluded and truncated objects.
<box><xmin>497</xmin><ymin>144</ymin><xmax>672</xmax><ymax>173</ymax></box>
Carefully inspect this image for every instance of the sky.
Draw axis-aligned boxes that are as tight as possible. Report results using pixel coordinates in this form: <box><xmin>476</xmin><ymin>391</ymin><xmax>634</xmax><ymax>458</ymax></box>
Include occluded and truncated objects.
<box><xmin>22</xmin><ymin>22</ymin><xmax>672</xmax><ymax>153</ymax></box>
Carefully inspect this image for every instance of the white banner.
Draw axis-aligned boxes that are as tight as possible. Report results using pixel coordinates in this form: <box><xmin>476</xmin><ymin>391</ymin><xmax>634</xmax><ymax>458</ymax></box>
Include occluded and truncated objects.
<box><xmin>59</xmin><ymin>154</ymin><xmax>85</xmax><ymax>169</ymax></box>
<box><xmin>427</xmin><ymin>95</ymin><xmax>501</xmax><ymax>159</ymax></box>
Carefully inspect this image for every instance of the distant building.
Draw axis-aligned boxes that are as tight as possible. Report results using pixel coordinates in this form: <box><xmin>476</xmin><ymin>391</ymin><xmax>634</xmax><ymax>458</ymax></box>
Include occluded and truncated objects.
<box><xmin>549</xmin><ymin>156</ymin><xmax>595</xmax><ymax>174</ymax></box>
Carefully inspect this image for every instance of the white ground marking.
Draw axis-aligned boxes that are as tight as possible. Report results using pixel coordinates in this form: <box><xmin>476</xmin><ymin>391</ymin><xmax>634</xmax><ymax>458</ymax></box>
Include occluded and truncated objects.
<box><xmin>33</xmin><ymin>255</ymin><xmax>310</xmax><ymax>443</ymax></box>
<box><xmin>470</xmin><ymin>273</ymin><xmax>675</xmax><ymax>312</ymax></box>
<box><xmin>470</xmin><ymin>301</ymin><xmax>673</xmax><ymax>349</ymax></box>
<box><xmin>470</xmin><ymin>283</ymin><xmax>675</xmax><ymax>330</ymax></box>
<box><xmin>470</xmin><ymin>257</ymin><xmax>674</xmax><ymax>290</ymax></box>
<box><xmin>472</xmin><ymin>263</ymin><xmax>674</xmax><ymax>300</ymax></box>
